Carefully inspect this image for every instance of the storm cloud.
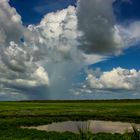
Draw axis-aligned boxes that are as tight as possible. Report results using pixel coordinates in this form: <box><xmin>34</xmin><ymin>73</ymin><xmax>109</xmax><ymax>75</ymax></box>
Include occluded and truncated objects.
<box><xmin>77</xmin><ymin>0</ymin><xmax>123</xmax><ymax>55</ymax></box>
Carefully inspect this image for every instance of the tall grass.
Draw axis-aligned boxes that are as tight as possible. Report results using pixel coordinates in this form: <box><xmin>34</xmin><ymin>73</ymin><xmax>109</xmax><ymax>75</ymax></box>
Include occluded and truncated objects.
<box><xmin>132</xmin><ymin>126</ymin><xmax>140</xmax><ymax>140</ymax></box>
<box><xmin>77</xmin><ymin>121</ymin><xmax>94</xmax><ymax>140</ymax></box>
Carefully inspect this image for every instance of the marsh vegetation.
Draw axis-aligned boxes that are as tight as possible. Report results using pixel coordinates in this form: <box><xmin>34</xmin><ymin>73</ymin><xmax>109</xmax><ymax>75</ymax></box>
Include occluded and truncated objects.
<box><xmin>0</xmin><ymin>100</ymin><xmax>140</xmax><ymax>139</ymax></box>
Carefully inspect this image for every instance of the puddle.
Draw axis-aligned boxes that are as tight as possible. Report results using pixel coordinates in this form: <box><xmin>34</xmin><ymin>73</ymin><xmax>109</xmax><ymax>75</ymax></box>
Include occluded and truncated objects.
<box><xmin>22</xmin><ymin>120</ymin><xmax>140</xmax><ymax>134</ymax></box>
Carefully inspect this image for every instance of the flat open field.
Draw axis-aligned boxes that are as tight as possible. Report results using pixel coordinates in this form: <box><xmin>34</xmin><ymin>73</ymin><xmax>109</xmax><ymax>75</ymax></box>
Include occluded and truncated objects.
<box><xmin>0</xmin><ymin>100</ymin><xmax>140</xmax><ymax>140</ymax></box>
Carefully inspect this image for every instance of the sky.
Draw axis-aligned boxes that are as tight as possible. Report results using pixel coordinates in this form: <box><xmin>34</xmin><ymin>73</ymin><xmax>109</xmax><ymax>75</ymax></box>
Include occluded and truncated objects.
<box><xmin>9</xmin><ymin>0</ymin><xmax>77</xmax><ymax>25</ymax></box>
<box><xmin>0</xmin><ymin>0</ymin><xmax>139</xmax><ymax>100</ymax></box>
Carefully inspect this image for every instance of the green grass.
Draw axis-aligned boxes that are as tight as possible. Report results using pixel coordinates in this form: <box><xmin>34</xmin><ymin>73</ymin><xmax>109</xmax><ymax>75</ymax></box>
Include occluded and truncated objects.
<box><xmin>0</xmin><ymin>126</ymin><xmax>128</xmax><ymax>140</ymax></box>
<box><xmin>0</xmin><ymin>100</ymin><xmax>140</xmax><ymax>139</ymax></box>
<box><xmin>0</xmin><ymin>100</ymin><xmax>140</xmax><ymax>124</ymax></box>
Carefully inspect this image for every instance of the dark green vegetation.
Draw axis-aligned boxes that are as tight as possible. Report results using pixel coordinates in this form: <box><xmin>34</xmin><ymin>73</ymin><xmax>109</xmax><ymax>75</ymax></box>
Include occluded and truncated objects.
<box><xmin>0</xmin><ymin>100</ymin><xmax>140</xmax><ymax>140</ymax></box>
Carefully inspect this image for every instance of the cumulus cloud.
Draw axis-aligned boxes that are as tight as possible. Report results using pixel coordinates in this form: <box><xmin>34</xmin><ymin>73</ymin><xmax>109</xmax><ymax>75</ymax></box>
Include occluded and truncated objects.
<box><xmin>0</xmin><ymin>0</ymin><xmax>50</xmax><ymax>99</ymax></box>
<box><xmin>86</xmin><ymin>67</ymin><xmax>140</xmax><ymax>90</ymax></box>
<box><xmin>28</xmin><ymin>6</ymin><xmax>81</xmax><ymax>63</ymax></box>
<box><xmin>0</xmin><ymin>42</ymin><xmax>49</xmax><ymax>94</ymax></box>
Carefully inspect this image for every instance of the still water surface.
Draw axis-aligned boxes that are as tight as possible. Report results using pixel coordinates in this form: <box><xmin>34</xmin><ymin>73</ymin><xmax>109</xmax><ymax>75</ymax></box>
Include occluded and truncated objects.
<box><xmin>22</xmin><ymin>120</ymin><xmax>140</xmax><ymax>134</ymax></box>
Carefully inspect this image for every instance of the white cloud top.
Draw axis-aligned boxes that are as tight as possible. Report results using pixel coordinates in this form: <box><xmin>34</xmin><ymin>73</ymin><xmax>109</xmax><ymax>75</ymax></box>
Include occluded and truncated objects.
<box><xmin>86</xmin><ymin>67</ymin><xmax>140</xmax><ymax>90</ymax></box>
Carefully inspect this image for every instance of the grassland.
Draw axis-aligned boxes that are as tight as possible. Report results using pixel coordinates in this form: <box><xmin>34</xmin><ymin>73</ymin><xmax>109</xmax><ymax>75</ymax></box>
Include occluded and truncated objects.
<box><xmin>0</xmin><ymin>100</ymin><xmax>140</xmax><ymax>139</ymax></box>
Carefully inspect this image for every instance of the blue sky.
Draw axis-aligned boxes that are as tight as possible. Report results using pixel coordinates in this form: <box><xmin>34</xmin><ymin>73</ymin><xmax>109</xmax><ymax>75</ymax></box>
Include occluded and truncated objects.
<box><xmin>0</xmin><ymin>0</ymin><xmax>139</xmax><ymax>100</ymax></box>
<box><xmin>9</xmin><ymin>0</ymin><xmax>77</xmax><ymax>25</ymax></box>
<box><xmin>9</xmin><ymin>0</ymin><xmax>140</xmax><ymax>24</ymax></box>
<box><xmin>91</xmin><ymin>45</ymin><xmax>140</xmax><ymax>71</ymax></box>
<box><xmin>114</xmin><ymin>0</ymin><xmax>140</xmax><ymax>24</ymax></box>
